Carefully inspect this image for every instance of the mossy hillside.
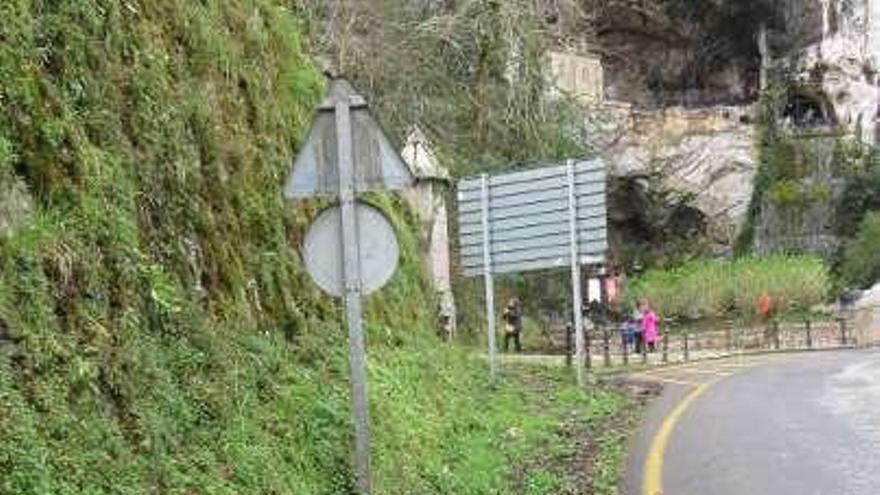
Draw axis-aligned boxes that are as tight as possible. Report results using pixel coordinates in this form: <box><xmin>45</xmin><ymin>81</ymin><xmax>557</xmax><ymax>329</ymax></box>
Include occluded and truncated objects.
<box><xmin>0</xmin><ymin>1</ymin><xmax>540</xmax><ymax>493</ymax></box>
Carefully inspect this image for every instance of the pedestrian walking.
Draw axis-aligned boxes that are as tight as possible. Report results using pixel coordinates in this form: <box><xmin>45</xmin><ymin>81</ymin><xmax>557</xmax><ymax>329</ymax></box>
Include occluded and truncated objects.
<box><xmin>502</xmin><ymin>297</ymin><xmax>523</xmax><ymax>353</ymax></box>
<box><xmin>631</xmin><ymin>306</ymin><xmax>644</xmax><ymax>353</ymax></box>
<box><xmin>641</xmin><ymin>300</ymin><xmax>659</xmax><ymax>352</ymax></box>
<box><xmin>757</xmin><ymin>291</ymin><xmax>773</xmax><ymax>320</ymax></box>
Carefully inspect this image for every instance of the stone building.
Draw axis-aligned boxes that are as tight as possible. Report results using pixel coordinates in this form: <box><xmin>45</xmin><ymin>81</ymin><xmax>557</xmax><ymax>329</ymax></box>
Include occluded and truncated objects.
<box><xmin>399</xmin><ymin>126</ymin><xmax>457</xmax><ymax>338</ymax></box>
<box><xmin>547</xmin><ymin>51</ymin><xmax>604</xmax><ymax>104</ymax></box>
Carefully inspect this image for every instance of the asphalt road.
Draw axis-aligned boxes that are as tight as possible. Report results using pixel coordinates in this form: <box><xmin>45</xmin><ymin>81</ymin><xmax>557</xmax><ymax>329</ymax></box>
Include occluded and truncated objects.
<box><xmin>625</xmin><ymin>349</ymin><xmax>880</xmax><ymax>495</ymax></box>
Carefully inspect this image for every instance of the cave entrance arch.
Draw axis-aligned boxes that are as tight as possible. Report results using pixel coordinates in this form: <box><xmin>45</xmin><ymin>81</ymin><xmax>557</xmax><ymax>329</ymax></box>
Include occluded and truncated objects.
<box><xmin>782</xmin><ymin>89</ymin><xmax>835</xmax><ymax>128</ymax></box>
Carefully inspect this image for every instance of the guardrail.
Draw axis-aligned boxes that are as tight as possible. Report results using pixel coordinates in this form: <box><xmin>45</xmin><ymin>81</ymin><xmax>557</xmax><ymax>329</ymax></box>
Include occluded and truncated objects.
<box><xmin>565</xmin><ymin>317</ymin><xmax>864</xmax><ymax>369</ymax></box>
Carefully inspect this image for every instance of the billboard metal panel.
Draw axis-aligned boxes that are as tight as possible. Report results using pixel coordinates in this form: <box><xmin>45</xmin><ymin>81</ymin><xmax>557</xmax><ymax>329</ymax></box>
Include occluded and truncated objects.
<box><xmin>461</xmin><ymin>239</ymin><xmax>608</xmax><ymax>276</ymax></box>
<box><xmin>459</xmin><ymin>229</ymin><xmax>607</xmax><ymax>259</ymax></box>
<box><xmin>459</xmin><ymin>215</ymin><xmax>606</xmax><ymax>247</ymax></box>
<box><xmin>457</xmin><ymin>160</ymin><xmax>604</xmax><ymax>192</ymax></box>
<box><xmin>456</xmin><ymin>159</ymin><xmax>607</xmax><ymax>277</ymax></box>
<box><xmin>457</xmin><ymin>194</ymin><xmax>606</xmax><ymax>228</ymax></box>
<box><xmin>457</xmin><ymin>170</ymin><xmax>605</xmax><ymax>205</ymax></box>
<box><xmin>457</xmin><ymin>182</ymin><xmax>605</xmax><ymax>218</ymax></box>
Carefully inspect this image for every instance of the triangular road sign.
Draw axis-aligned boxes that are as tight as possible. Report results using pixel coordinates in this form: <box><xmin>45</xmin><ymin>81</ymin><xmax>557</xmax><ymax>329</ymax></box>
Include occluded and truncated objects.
<box><xmin>284</xmin><ymin>79</ymin><xmax>414</xmax><ymax>198</ymax></box>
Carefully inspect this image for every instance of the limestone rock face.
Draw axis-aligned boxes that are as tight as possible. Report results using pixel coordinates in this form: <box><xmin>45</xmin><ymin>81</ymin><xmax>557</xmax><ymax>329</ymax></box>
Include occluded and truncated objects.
<box><xmin>601</xmin><ymin>105</ymin><xmax>757</xmax><ymax>248</ymax></box>
<box><xmin>0</xmin><ymin>176</ymin><xmax>32</xmax><ymax>239</ymax></box>
<box><xmin>776</xmin><ymin>0</ymin><xmax>880</xmax><ymax>143</ymax></box>
<box><xmin>543</xmin><ymin>0</ymin><xmax>880</xmax><ymax>254</ymax></box>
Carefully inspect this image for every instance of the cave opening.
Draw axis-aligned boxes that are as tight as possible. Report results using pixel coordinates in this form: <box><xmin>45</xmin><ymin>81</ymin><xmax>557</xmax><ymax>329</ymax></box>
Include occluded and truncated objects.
<box><xmin>607</xmin><ymin>175</ymin><xmax>711</xmax><ymax>270</ymax></box>
<box><xmin>781</xmin><ymin>90</ymin><xmax>835</xmax><ymax>128</ymax></box>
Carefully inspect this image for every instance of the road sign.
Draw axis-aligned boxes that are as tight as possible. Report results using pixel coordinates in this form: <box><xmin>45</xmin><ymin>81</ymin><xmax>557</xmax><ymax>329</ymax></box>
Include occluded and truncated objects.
<box><xmin>457</xmin><ymin>159</ymin><xmax>607</xmax><ymax>276</ymax></box>
<box><xmin>284</xmin><ymin>79</ymin><xmax>413</xmax><ymax>198</ymax></box>
<box><xmin>284</xmin><ymin>77</ymin><xmax>412</xmax><ymax>495</ymax></box>
<box><xmin>302</xmin><ymin>202</ymin><xmax>400</xmax><ymax>298</ymax></box>
<box><xmin>457</xmin><ymin>160</ymin><xmax>607</xmax><ymax>385</ymax></box>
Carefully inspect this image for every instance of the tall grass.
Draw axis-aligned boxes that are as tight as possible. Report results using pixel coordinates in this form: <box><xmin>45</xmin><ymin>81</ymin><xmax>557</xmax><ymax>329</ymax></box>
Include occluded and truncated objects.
<box><xmin>624</xmin><ymin>255</ymin><xmax>830</xmax><ymax>320</ymax></box>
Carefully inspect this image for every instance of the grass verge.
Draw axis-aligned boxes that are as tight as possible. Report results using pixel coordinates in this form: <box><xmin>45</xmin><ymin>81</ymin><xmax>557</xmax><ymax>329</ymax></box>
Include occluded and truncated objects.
<box><xmin>494</xmin><ymin>365</ymin><xmax>643</xmax><ymax>495</ymax></box>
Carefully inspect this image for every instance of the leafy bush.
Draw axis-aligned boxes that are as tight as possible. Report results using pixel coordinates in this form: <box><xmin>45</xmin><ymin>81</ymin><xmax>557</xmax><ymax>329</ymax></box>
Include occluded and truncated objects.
<box><xmin>835</xmin><ymin>152</ymin><xmax>880</xmax><ymax>238</ymax></box>
<box><xmin>624</xmin><ymin>255</ymin><xmax>830</xmax><ymax>320</ymax></box>
<box><xmin>839</xmin><ymin>212</ymin><xmax>880</xmax><ymax>289</ymax></box>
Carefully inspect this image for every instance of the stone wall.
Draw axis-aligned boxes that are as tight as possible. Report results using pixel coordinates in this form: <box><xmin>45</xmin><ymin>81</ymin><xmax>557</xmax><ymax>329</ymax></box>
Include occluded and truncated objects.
<box><xmin>399</xmin><ymin>128</ymin><xmax>457</xmax><ymax>337</ymax></box>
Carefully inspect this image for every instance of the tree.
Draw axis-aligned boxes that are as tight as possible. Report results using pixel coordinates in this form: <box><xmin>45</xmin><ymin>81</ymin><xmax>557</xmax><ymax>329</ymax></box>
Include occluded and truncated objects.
<box><xmin>297</xmin><ymin>0</ymin><xmax>599</xmax><ymax>173</ymax></box>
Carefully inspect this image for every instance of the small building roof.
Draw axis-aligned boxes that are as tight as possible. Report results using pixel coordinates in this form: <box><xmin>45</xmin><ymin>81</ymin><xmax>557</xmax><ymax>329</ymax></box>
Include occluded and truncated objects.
<box><xmin>400</xmin><ymin>126</ymin><xmax>451</xmax><ymax>182</ymax></box>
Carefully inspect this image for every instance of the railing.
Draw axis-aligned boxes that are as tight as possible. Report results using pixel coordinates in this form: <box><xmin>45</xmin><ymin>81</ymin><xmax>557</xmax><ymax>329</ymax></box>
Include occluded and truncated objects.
<box><xmin>570</xmin><ymin>317</ymin><xmax>860</xmax><ymax>369</ymax></box>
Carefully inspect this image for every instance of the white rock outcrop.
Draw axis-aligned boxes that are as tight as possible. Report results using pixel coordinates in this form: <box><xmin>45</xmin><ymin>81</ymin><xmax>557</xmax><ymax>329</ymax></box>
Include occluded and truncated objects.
<box><xmin>780</xmin><ymin>0</ymin><xmax>880</xmax><ymax>143</ymax></box>
<box><xmin>853</xmin><ymin>283</ymin><xmax>880</xmax><ymax>346</ymax></box>
<box><xmin>601</xmin><ymin>105</ymin><xmax>757</xmax><ymax>247</ymax></box>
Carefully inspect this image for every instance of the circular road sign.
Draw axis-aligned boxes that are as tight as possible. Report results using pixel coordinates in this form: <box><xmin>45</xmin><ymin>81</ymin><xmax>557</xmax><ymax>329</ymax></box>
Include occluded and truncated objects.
<box><xmin>302</xmin><ymin>202</ymin><xmax>400</xmax><ymax>297</ymax></box>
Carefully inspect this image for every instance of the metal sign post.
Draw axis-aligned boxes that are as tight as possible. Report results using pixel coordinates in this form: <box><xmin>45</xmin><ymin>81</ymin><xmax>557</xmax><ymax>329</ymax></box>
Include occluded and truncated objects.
<box><xmin>457</xmin><ymin>160</ymin><xmax>607</xmax><ymax>384</ymax></box>
<box><xmin>480</xmin><ymin>174</ymin><xmax>497</xmax><ymax>379</ymax></box>
<box><xmin>285</xmin><ymin>77</ymin><xmax>414</xmax><ymax>495</ymax></box>
<box><xmin>334</xmin><ymin>94</ymin><xmax>372</xmax><ymax>495</ymax></box>
<box><xmin>567</xmin><ymin>160</ymin><xmax>586</xmax><ymax>387</ymax></box>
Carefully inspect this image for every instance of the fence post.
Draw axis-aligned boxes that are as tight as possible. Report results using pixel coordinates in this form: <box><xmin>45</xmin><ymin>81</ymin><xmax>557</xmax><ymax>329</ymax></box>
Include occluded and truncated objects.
<box><xmin>773</xmin><ymin>321</ymin><xmax>781</xmax><ymax>350</ymax></box>
<box><xmin>683</xmin><ymin>329</ymin><xmax>690</xmax><ymax>362</ymax></box>
<box><xmin>839</xmin><ymin>317</ymin><xmax>848</xmax><ymax>346</ymax></box>
<box><xmin>662</xmin><ymin>328</ymin><xmax>669</xmax><ymax>364</ymax></box>
<box><xmin>603</xmin><ymin>326</ymin><xmax>611</xmax><ymax>367</ymax></box>
<box><xmin>724</xmin><ymin>321</ymin><xmax>732</xmax><ymax>353</ymax></box>
<box><xmin>585</xmin><ymin>325</ymin><xmax>592</xmax><ymax>370</ymax></box>
<box><xmin>805</xmin><ymin>319</ymin><xmax>812</xmax><ymax>349</ymax></box>
<box><xmin>621</xmin><ymin>327</ymin><xmax>629</xmax><ymax>366</ymax></box>
<box><xmin>565</xmin><ymin>323</ymin><xmax>573</xmax><ymax>367</ymax></box>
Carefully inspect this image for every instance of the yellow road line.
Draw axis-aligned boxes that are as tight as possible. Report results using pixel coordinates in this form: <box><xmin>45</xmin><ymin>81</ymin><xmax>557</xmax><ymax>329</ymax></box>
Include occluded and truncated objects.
<box><xmin>648</xmin><ymin>377</ymin><xmax>701</xmax><ymax>386</ymax></box>
<box><xmin>642</xmin><ymin>380</ymin><xmax>717</xmax><ymax>495</ymax></box>
<box><xmin>711</xmin><ymin>362</ymin><xmax>763</xmax><ymax>369</ymax></box>
<box><xmin>649</xmin><ymin>370</ymin><xmax>733</xmax><ymax>380</ymax></box>
<box><xmin>676</xmin><ymin>370</ymin><xmax>734</xmax><ymax>376</ymax></box>
<box><xmin>632</xmin><ymin>373</ymin><xmax>700</xmax><ymax>387</ymax></box>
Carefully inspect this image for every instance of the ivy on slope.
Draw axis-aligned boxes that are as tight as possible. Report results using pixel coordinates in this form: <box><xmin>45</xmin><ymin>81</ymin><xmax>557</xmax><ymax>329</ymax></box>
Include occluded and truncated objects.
<box><xmin>0</xmin><ymin>1</ymin><xmax>513</xmax><ymax>494</ymax></box>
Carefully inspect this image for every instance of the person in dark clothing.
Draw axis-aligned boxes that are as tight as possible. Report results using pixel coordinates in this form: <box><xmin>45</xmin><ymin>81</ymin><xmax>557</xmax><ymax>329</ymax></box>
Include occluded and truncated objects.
<box><xmin>502</xmin><ymin>297</ymin><xmax>523</xmax><ymax>352</ymax></box>
<box><xmin>621</xmin><ymin>314</ymin><xmax>637</xmax><ymax>352</ymax></box>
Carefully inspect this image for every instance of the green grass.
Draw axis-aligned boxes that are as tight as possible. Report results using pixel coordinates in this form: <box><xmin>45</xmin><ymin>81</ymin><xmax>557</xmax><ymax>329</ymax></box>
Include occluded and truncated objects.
<box><xmin>594</xmin><ymin>425</ymin><xmax>631</xmax><ymax>495</ymax></box>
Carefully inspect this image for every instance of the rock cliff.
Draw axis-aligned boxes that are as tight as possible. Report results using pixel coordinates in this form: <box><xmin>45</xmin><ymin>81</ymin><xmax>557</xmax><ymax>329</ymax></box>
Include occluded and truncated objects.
<box><xmin>548</xmin><ymin>0</ymin><xmax>879</xmax><ymax>256</ymax></box>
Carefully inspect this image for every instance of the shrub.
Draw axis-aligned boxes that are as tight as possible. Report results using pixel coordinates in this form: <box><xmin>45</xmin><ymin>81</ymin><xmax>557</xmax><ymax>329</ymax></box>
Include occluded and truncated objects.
<box><xmin>624</xmin><ymin>255</ymin><xmax>830</xmax><ymax>320</ymax></box>
<box><xmin>839</xmin><ymin>212</ymin><xmax>880</xmax><ymax>289</ymax></box>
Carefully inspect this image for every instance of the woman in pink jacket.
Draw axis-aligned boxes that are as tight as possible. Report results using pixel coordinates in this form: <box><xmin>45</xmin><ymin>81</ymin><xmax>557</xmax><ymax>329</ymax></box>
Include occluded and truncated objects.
<box><xmin>641</xmin><ymin>300</ymin><xmax>659</xmax><ymax>352</ymax></box>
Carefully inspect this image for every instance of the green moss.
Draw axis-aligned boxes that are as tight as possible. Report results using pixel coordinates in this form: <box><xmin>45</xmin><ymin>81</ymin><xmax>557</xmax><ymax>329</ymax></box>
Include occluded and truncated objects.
<box><xmin>0</xmin><ymin>2</ymin><xmax>634</xmax><ymax>494</ymax></box>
